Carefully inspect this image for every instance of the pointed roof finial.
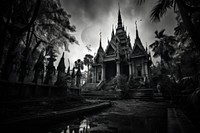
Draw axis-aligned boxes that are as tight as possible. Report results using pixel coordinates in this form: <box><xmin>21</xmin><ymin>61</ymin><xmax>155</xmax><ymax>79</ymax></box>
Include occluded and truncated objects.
<box><xmin>135</xmin><ymin>20</ymin><xmax>139</xmax><ymax>38</ymax></box>
<box><xmin>118</xmin><ymin>2</ymin><xmax>122</xmax><ymax>28</ymax></box>
<box><xmin>112</xmin><ymin>24</ymin><xmax>114</xmax><ymax>37</ymax></box>
<box><xmin>99</xmin><ymin>32</ymin><xmax>103</xmax><ymax>48</ymax></box>
<box><xmin>146</xmin><ymin>42</ymin><xmax>148</xmax><ymax>52</ymax></box>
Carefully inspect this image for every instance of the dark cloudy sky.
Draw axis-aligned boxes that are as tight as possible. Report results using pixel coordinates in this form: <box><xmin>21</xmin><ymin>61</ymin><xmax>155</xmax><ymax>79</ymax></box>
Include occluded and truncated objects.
<box><xmin>57</xmin><ymin>0</ymin><xmax>177</xmax><ymax>67</ymax></box>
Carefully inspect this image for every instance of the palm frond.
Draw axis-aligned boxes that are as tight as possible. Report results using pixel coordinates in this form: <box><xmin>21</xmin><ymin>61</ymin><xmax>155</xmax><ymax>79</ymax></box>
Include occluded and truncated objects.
<box><xmin>149</xmin><ymin>40</ymin><xmax>159</xmax><ymax>48</ymax></box>
<box><xmin>158</xmin><ymin>29</ymin><xmax>166</xmax><ymax>37</ymax></box>
<box><xmin>137</xmin><ymin>0</ymin><xmax>146</xmax><ymax>5</ymax></box>
<box><xmin>150</xmin><ymin>0</ymin><xmax>173</xmax><ymax>22</ymax></box>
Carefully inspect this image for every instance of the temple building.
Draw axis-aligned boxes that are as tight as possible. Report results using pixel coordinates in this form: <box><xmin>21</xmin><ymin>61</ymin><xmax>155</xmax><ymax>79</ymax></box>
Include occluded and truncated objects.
<box><xmin>91</xmin><ymin>7</ymin><xmax>151</xmax><ymax>84</ymax></box>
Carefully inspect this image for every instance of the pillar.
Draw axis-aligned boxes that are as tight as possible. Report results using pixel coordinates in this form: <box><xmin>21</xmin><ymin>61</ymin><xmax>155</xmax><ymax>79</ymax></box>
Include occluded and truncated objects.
<box><xmin>103</xmin><ymin>64</ymin><xmax>106</xmax><ymax>80</ymax></box>
<box><xmin>142</xmin><ymin>61</ymin><xmax>145</xmax><ymax>76</ymax></box>
<box><xmin>132</xmin><ymin>61</ymin><xmax>135</xmax><ymax>76</ymax></box>
<box><xmin>93</xmin><ymin>67</ymin><xmax>96</xmax><ymax>83</ymax></box>
<box><xmin>145</xmin><ymin>62</ymin><xmax>149</xmax><ymax>78</ymax></box>
<box><xmin>101</xmin><ymin>63</ymin><xmax>105</xmax><ymax>81</ymax></box>
<box><xmin>129</xmin><ymin>62</ymin><xmax>132</xmax><ymax>76</ymax></box>
<box><xmin>116</xmin><ymin>61</ymin><xmax>120</xmax><ymax>76</ymax></box>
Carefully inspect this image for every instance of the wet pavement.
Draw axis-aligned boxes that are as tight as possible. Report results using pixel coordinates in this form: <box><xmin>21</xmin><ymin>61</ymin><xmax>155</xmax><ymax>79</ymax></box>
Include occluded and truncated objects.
<box><xmin>45</xmin><ymin>100</ymin><xmax>167</xmax><ymax>133</ymax></box>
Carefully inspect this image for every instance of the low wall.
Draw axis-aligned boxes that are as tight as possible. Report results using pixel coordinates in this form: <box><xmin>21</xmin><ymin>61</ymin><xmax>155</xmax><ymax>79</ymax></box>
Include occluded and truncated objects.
<box><xmin>0</xmin><ymin>80</ymin><xmax>80</xmax><ymax>100</ymax></box>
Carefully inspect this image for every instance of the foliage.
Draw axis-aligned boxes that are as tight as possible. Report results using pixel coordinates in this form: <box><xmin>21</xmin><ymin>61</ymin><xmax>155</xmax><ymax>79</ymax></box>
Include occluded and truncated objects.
<box><xmin>83</xmin><ymin>54</ymin><xmax>93</xmax><ymax>68</ymax></box>
<box><xmin>150</xmin><ymin>29</ymin><xmax>176</xmax><ymax>64</ymax></box>
<box><xmin>74</xmin><ymin>59</ymin><xmax>84</xmax><ymax>70</ymax></box>
<box><xmin>138</xmin><ymin>0</ymin><xmax>200</xmax><ymax>51</ymax></box>
<box><xmin>33</xmin><ymin>0</ymin><xmax>79</xmax><ymax>54</ymax></box>
<box><xmin>0</xmin><ymin>0</ymin><xmax>78</xmax><ymax>83</ymax></box>
<box><xmin>128</xmin><ymin>77</ymin><xmax>142</xmax><ymax>89</ymax></box>
<box><xmin>113</xmin><ymin>75</ymin><xmax>128</xmax><ymax>98</ymax></box>
<box><xmin>83</xmin><ymin>54</ymin><xmax>93</xmax><ymax>82</ymax></box>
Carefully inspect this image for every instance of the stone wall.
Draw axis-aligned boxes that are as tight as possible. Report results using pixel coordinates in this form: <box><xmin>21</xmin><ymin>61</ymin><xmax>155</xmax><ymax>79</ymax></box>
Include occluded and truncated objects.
<box><xmin>0</xmin><ymin>80</ymin><xmax>80</xmax><ymax>100</ymax></box>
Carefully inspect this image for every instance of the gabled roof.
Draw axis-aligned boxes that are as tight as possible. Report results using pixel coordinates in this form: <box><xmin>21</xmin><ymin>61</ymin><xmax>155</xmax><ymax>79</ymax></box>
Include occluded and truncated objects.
<box><xmin>105</xmin><ymin>37</ymin><xmax>118</xmax><ymax>55</ymax></box>
<box><xmin>132</xmin><ymin>23</ymin><xmax>146</xmax><ymax>57</ymax></box>
<box><xmin>132</xmin><ymin>37</ymin><xmax>146</xmax><ymax>54</ymax></box>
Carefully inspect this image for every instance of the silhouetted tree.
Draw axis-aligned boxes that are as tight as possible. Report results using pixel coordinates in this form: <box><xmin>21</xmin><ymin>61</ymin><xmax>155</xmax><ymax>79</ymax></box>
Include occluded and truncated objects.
<box><xmin>0</xmin><ymin>0</ymin><xmax>41</xmax><ymax>80</ymax></box>
<box><xmin>83</xmin><ymin>54</ymin><xmax>93</xmax><ymax>82</ymax></box>
<box><xmin>0</xmin><ymin>0</ymin><xmax>78</xmax><ymax>82</ymax></box>
<box><xmin>150</xmin><ymin>29</ymin><xmax>176</xmax><ymax>78</ymax></box>
<box><xmin>138</xmin><ymin>0</ymin><xmax>200</xmax><ymax>51</ymax></box>
<box><xmin>74</xmin><ymin>59</ymin><xmax>84</xmax><ymax>87</ymax></box>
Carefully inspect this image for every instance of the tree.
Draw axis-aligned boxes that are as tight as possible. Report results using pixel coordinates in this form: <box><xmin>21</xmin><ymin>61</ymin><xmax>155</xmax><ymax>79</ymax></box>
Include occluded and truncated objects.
<box><xmin>74</xmin><ymin>59</ymin><xmax>84</xmax><ymax>70</ymax></box>
<box><xmin>0</xmin><ymin>0</ymin><xmax>41</xmax><ymax>80</ymax></box>
<box><xmin>0</xmin><ymin>0</ymin><xmax>78</xmax><ymax>82</ymax></box>
<box><xmin>138</xmin><ymin>0</ymin><xmax>200</xmax><ymax>51</ymax></box>
<box><xmin>83</xmin><ymin>54</ymin><xmax>93</xmax><ymax>82</ymax></box>
<box><xmin>17</xmin><ymin>0</ymin><xmax>78</xmax><ymax>82</ymax></box>
<box><xmin>150</xmin><ymin>29</ymin><xmax>176</xmax><ymax>70</ymax></box>
<box><xmin>74</xmin><ymin>59</ymin><xmax>84</xmax><ymax>87</ymax></box>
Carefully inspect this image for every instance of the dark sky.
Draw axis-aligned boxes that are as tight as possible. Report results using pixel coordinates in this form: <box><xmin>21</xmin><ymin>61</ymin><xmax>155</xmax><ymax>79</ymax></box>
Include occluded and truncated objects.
<box><xmin>57</xmin><ymin>0</ymin><xmax>177</xmax><ymax>67</ymax></box>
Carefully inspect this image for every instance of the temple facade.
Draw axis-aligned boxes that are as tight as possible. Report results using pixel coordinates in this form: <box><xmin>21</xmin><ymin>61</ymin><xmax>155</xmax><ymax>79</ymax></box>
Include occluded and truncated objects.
<box><xmin>91</xmin><ymin>8</ymin><xmax>151</xmax><ymax>84</ymax></box>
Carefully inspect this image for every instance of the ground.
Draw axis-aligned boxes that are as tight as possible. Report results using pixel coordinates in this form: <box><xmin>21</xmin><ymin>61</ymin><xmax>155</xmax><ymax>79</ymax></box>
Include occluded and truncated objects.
<box><xmin>46</xmin><ymin>100</ymin><xmax>167</xmax><ymax>133</ymax></box>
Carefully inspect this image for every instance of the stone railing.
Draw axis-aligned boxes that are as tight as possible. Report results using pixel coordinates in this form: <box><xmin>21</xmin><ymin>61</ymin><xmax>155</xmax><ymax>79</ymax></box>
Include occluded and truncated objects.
<box><xmin>96</xmin><ymin>80</ymin><xmax>105</xmax><ymax>90</ymax></box>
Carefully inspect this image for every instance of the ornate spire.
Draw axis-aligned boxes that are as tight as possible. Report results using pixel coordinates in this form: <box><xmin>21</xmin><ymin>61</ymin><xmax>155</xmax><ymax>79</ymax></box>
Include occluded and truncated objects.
<box><xmin>111</xmin><ymin>25</ymin><xmax>114</xmax><ymax>38</ymax></box>
<box><xmin>71</xmin><ymin>67</ymin><xmax>75</xmax><ymax>78</ymax></box>
<box><xmin>118</xmin><ymin>2</ymin><xmax>122</xmax><ymax>28</ymax></box>
<box><xmin>57</xmin><ymin>52</ymin><xmax>65</xmax><ymax>72</ymax></box>
<box><xmin>66</xmin><ymin>66</ymin><xmax>70</xmax><ymax>76</ymax></box>
<box><xmin>146</xmin><ymin>42</ymin><xmax>148</xmax><ymax>52</ymax></box>
<box><xmin>128</xmin><ymin>33</ymin><xmax>130</xmax><ymax>40</ymax></box>
<box><xmin>97</xmin><ymin>32</ymin><xmax>104</xmax><ymax>54</ymax></box>
<box><xmin>135</xmin><ymin>20</ymin><xmax>139</xmax><ymax>38</ymax></box>
<box><xmin>99</xmin><ymin>32</ymin><xmax>102</xmax><ymax>48</ymax></box>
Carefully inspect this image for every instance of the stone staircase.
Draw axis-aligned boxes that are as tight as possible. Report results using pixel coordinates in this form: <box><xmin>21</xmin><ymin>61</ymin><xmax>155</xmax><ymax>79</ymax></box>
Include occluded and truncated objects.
<box><xmin>101</xmin><ymin>78</ymin><xmax>117</xmax><ymax>91</ymax></box>
<box><xmin>81</xmin><ymin>83</ymin><xmax>98</xmax><ymax>91</ymax></box>
<box><xmin>81</xmin><ymin>90</ymin><xmax>120</xmax><ymax>100</ymax></box>
<box><xmin>129</xmin><ymin>87</ymin><xmax>165</xmax><ymax>101</ymax></box>
<box><xmin>130</xmin><ymin>88</ymin><xmax>154</xmax><ymax>100</ymax></box>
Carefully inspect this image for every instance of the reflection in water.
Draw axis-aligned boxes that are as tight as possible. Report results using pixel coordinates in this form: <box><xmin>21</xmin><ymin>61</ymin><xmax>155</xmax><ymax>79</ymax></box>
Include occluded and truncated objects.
<box><xmin>79</xmin><ymin>119</ymin><xmax>90</xmax><ymax>133</ymax></box>
<box><xmin>47</xmin><ymin>100</ymin><xmax>167</xmax><ymax>133</ymax></box>
<box><xmin>60</xmin><ymin>119</ymin><xmax>90</xmax><ymax>133</ymax></box>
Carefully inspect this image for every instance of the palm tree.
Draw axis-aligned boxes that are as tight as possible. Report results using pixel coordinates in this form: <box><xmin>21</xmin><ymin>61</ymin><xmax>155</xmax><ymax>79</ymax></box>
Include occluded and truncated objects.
<box><xmin>150</xmin><ymin>29</ymin><xmax>176</xmax><ymax>63</ymax></box>
<box><xmin>150</xmin><ymin>29</ymin><xmax>176</xmax><ymax>78</ymax></box>
<box><xmin>138</xmin><ymin>0</ymin><xmax>200</xmax><ymax>51</ymax></box>
<box><xmin>83</xmin><ymin>54</ymin><xmax>93</xmax><ymax>82</ymax></box>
